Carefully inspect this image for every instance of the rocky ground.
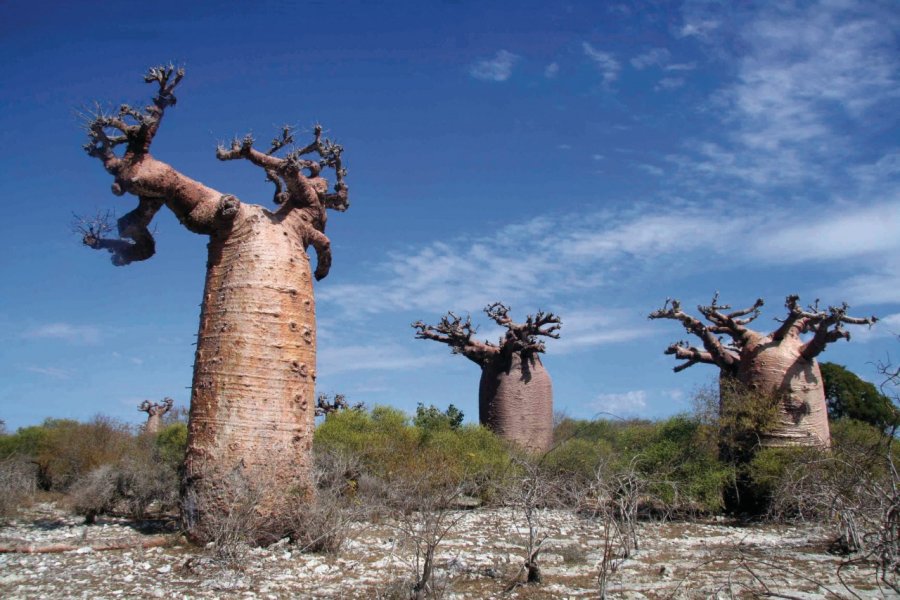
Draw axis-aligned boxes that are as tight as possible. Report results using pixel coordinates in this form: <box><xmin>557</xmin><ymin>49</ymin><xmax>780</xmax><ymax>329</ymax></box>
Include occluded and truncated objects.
<box><xmin>0</xmin><ymin>502</ymin><xmax>895</xmax><ymax>599</ymax></box>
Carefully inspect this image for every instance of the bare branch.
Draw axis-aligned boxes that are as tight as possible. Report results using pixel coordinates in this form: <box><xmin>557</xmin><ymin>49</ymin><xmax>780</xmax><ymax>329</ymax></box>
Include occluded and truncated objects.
<box><xmin>484</xmin><ymin>303</ymin><xmax>562</xmax><ymax>354</ymax></box>
<box><xmin>649</xmin><ymin>296</ymin><xmax>740</xmax><ymax>372</ymax></box>
<box><xmin>800</xmin><ymin>301</ymin><xmax>878</xmax><ymax>360</ymax></box>
<box><xmin>75</xmin><ymin>195</ymin><xmax>164</xmax><ymax>265</ymax></box>
<box><xmin>413</xmin><ymin>312</ymin><xmax>499</xmax><ymax>365</ymax></box>
<box><xmin>665</xmin><ymin>341</ymin><xmax>717</xmax><ymax>372</ymax></box>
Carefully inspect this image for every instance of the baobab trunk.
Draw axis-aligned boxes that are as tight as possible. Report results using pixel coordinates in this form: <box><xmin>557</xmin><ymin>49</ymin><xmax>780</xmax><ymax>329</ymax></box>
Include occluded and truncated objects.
<box><xmin>414</xmin><ymin>303</ymin><xmax>561</xmax><ymax>453</ymax></box>
<box><xmin>735</xmin><ymin>331</ymin><xmax>830</xmax><ymax>447</ymax></box>
<box><xmin>479</xmin><ymin>353</ymin><xmax>554</xmax><ymax>452</ymax></box>
<box><xmin>77</xmin><ymin>66</ymin><xmax>349</xmax><ymax>543</ymax></box>
<box><xmin>650</xmin><ymin>294</ymin><xmax>876</xmax><ymax>448</ymax></box>
<box><xmin>138</xmin><ymin>398</ymin><xmax>173</xmax><ymax>435</ymax></box>
<box><xmin>183</xmin><ymin>206</ymin><xmax>317</xmax><ymax>538</ymax></box>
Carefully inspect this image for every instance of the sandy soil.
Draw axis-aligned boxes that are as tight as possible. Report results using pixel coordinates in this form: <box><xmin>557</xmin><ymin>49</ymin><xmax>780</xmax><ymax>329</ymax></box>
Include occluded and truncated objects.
<box><xmin>0</xmin><ymin>503</ymin><xmax>894</xmax><ymax>599</ymax></box>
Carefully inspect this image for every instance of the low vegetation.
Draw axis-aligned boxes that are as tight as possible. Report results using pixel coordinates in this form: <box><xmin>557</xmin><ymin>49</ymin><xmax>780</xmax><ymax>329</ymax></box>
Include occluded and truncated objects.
<box><xmin>1</xmin><ymin>384</ymin><xmax>897</xmax><ymax>595</ymax></box>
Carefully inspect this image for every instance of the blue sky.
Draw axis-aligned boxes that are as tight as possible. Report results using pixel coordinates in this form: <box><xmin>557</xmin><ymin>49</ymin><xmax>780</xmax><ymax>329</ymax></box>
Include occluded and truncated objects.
<box><xmin>1</xmin><ymin>0</ymin><xmax>898</xmax><ymax>431</ymax></box>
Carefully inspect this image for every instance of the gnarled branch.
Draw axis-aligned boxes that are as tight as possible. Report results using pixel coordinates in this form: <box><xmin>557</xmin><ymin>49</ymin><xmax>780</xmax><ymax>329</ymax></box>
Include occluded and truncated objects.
<box><xmin>797</xmin><ymin>300</ymin><xmax>877</xmax><ymax>360</ymax></box>
<box><xmin>215</xmin><ymin>123</ymin><xmax>350</xmax><ymax>279</ymax></box>
<box><xmin>138</xmin><ymin>397</ymin><xmax>173</xmax><ymax>417</ymax></box>
<box><xmin>81</xmin><ymin>65</ymin><xmax>239</xmax><ymax>262</ymax></box>
<box><xmin>485</xmin><ymin>303</ymin><xmax>562</xmax><ymax>355</ymax></box>
<box><xmin>413</xmin><ymin>312</ymin><xmax>499</xmax><ymax>366</ymax></box>
<box><xmin>649</xmin><ymin>296</ymin><xmax>740</xmax><ymax>372</ymax></box>
<box><xmin>665</xmin><ymin>341</ymin><xmax>717</xmax><ymax>373</ymax></box>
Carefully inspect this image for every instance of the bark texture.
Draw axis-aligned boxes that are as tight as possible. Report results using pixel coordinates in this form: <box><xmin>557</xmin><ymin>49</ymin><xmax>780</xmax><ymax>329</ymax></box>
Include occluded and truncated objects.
<box><xmin>79</xmin><ymin>66</ymin><xmax>349</xmax><ymax>544</ymax></box>
<box><xmin>414</xmin><ymin>303</ymin><xmax>560</xmax><ymax>452</ymax></box>
<box><xmin>479</xmin><ymin>353</ymin><xmax>554</xmax><ymax>452</ymax></box>
<box><xmin>650</xmin><ymin>294</ymin><xmax>876</xmax><ymax>447</ymax></box>
<box><xmin>138</xmin><ymin>398</ymin><xmax>172</xmax><ymax>435</ymax></box>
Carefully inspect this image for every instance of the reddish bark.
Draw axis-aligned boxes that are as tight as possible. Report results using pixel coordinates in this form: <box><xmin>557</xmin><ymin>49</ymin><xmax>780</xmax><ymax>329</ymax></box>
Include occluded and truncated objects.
<box><xmin>413</xmin><ymin>303</ymin><xmax>561</xmax><ymax>452</ymax></box>
<box><xmin>138</xmin><ymin>398</ymin><xmax>173</xmax><ymax>435</ymax></box>
<box><xmin>79</xmin><ymin>66</ymin><xmax>349</xmax><ymax>543</ymax></box>
<box><xmin>650</xmin><ymin>294</ymin><xmax>877</xmax><ymax>447</ymax></box>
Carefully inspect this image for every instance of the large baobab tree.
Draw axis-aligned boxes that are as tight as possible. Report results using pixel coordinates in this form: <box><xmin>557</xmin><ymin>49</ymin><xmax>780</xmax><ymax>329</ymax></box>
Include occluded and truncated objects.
<box><xmin>78</xmin><ymin>65</ymin><xmax>349</xmax><ymax>543</ymax></box>
<box><xmin>138</xmin><ymin>397</ymin><xmax>173</xmax><ymax>435</ymax></box>
<box><xmin>649</xmin><ymin>294</ymin><xmax>877</xmax><ymax>447</ymax></box>
<box><xmin>413</xmin><ymin>303</ymin><xmax>561</xmax><ymax>452</ymax></box>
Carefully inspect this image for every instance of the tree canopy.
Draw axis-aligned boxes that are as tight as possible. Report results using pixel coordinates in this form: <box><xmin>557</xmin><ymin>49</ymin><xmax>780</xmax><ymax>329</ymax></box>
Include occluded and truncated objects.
<box><xmin>820</xmin><ymin>362</ymin><xmax>900</xmax><ymax>431</ymax></box>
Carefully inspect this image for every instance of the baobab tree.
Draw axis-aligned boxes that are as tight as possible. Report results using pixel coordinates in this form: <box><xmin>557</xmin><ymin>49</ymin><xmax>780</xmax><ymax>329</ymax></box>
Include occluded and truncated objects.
<box><xmin>138</xmin><ymin>397</ymin><xmax>173</xmax><ymax>435</ymax></box>
<box><xmin>413</xmin><ymin>303</ymin><xmax>561</xmax><ymax>452</ymax></box>
<box><xmin>78</xmin><ymin>65</ymin><xmax>349</xmax><ymax>543</ymax></box>
<box><xmin>649</xmin><ymin>293</ymin><xmax>877</xmax><ymax>447</ymax></box>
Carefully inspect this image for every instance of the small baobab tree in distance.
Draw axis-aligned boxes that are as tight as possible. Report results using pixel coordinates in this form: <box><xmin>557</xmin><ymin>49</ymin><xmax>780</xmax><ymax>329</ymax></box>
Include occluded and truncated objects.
<box><xmin>138</xmin><ymin>397</ymin><xmax>173</xmax><ymax>435</ymax></box>
<box><xmin>413</xmin><ymin>303</ymin><xmax>561</xmax><ymax>452</ymax></box>
<box><xmin>78</xmin><ymin>65</ymin><xmax>349</xmax><ymax>543</ymax></box>
<box><xmin>649</xmin><ymin>293</ymin><xmax>877</xmax><ymax>448</ymax></box>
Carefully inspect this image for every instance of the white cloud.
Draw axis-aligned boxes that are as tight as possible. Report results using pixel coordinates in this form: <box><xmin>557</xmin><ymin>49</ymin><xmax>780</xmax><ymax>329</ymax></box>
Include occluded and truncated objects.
<box><xmin>592</xmin><ymin>390</ymin><xmax>647</xmax><ymax>417</ymax></box>
<box><xmin>630</xmin><ymin>48</ymin><xmax>671</xmax><ymax>70</ymax></box>
<box><xmin>320</xmin><ymin>197</ymin><xmax>900</xmax><ymax>323</ymax></box>
<box><xmin>469</xmin><ymin>50</ymin><xmax>520</xmax><ymax>82</ymax></box>
<box><xmin>636</xmin><ymin>163</ymin><xmax>665</xmax><ymax>176</ymax></box>
<box><xmin>676</xmin><ymin>2</ymin><xmax>900</xmax><ymax>189</ymax></box>
<box><xmin>582</xmin><ymin>42</ymin><xmax>620</xmax><ymax>84</ymax></box>
<box><xmin>22</xmin><ymin>323</ymin><xmax>101</xmax><ymax>344</ymax></box>
<box><xmin>317</xmin><ymin>343</ymin><xmax>444</xmax><ymax>377</ymax></box>
<box><xmin>24</xmin><ymin>366</ymin><xmax>72</xmax><ymax>379</ymax></box>
<box><xmin>655</xmin><ymin>77</ymin><xmax>685</xmax><ymax>91</ymax></box>
<box><xmin>544</xmin><ymin>62</ymin><xmax>559</xmax><ymax>79</ymax></box>
<box><xmin>665</xmin><ymin>62</ymin><xmax>697</xmax><ymax>72</ymax></box>
<box><xmin>751</xmin><ymin>200</ymin><xmax>900</xmax><ymax>264</ymax></box>
<box><xmin>550</xmin><ymin>310</ymin><xmax>656</xmax><ymax>354</ymax></box>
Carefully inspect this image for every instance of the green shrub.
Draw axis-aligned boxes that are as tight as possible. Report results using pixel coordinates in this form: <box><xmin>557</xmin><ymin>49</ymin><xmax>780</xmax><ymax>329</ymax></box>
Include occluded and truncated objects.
<box><xmin>155</xmin><ymin>422</ymin><xmax>188</xmax><ymax>470</ymax></box>
<box><xmin>413</xmin><ymin>402</ymin><xmax>464</xmax><ymax>432</ymax></box>
<box><xmin>314</xmin><ymin>405</ymin><xmax>509</xmax><ymax>500</ymax></box>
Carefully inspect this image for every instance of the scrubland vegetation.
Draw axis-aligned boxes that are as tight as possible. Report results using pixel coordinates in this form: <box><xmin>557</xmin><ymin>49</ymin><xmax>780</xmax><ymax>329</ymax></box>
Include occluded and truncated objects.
<box><xmin>1</xmin><ymin>369</ymin><xmax>898</xmax><ymax>596</ymax></box>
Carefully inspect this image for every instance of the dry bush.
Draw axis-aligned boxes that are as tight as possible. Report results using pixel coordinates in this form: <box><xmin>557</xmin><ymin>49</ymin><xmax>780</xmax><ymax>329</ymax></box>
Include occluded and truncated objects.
<box><xmin>766</xmin><ymin>421</ymin><xmax>899</xmax><ymax>593</ymax></box>
<box><xmin>0</xmin><ymin>455</ymin><xmax>37</xmax><ymax>521</ymax></box>
<box><xmin>67</xmin><ymin>464</ymin><xmax>119</xmax><ymax>524</ymax></box>
<box><xmin>374</xmin><ymin>466</ymin><xmax>475</xmax><ymax>599</ymax></box>
<box><xmin>66</xmin><ymin>431</ymin><xmax>180</xmax><ymax>523</ymax></box>
<box><xmin>584</xmin><ymin>456</ymin><xmax>646</xmax><ymax>599</ymax></box>
<box><xmin>38</xmin><ymin>416</ymin><xmax>133</xmax><ymax>491</ymax></box>
<box><xmin>287</xmin><ymin>450</ymin><xmax>365</xmax><ymax>554</ymax></box>
<box><xmin>187</xmin><ymin>467</ymin><xmax>271</xmax><ymax>566</ymax></box>
<box><xmin>500</xmin><ymin>455</ymin><xmax>578</xmax><ymax>591</ymax></box>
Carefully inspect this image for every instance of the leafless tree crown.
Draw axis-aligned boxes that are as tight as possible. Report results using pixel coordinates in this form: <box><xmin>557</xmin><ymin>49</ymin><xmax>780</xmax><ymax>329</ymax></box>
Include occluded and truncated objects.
<box><xmin>649</xmin><ymin>293</ymin><xmax>877</xmax><ymax>373</ymax></box>
<box><xmin>77</xmin><ymin>65</ymin><xmax>349</xmax><ymax>279</ymax></box>
<box><xmin>138</xmin><ymin>397</ymin><xmax>173</xmax><ymax>418</ymax></box>
<box><xmin>412</xmin><ymin>303</ymin><xmax>561</xmax><ymax>366</ymax></box>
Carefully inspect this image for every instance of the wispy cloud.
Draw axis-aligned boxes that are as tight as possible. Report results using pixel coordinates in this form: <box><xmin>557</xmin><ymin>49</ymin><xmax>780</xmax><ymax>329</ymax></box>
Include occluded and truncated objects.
<box><xmin>469</xmin><ymin>50</ymin><xmax>520</xmax><ymax>82</ymax></box>
<box><xmin>22</xmin><ymin>322</ymin><xmax>101</xmax><ymax>344</ymax></box>
<box><xmin>655</xmin><ymin>77</ymin><xmax>685</xmax><ymax>91</ymax></box>
<box><xmin>544</xmin><ymin>62</ymin><xmax>559</xmax><ymax>79</ymax></box>
<box><xmin>630</xmin><ymin>48</ymin><xmax>670</xmax><ymax>70</ymax></box>
<box><xmin>591</xmin><ymin>390</ymin><xmax>647</xmax><ymax>417</ymax></box>
<box><xmin>24</xmin><ymin>366</ymin><xmax>72</xmax><ymax>379</ymax></box>
<box><xmin>550</xmin><ymin>310</ymin><xmax>656</xmax><ymax>354</ymax></box>
<box><xmin>317</xmin><ymin>343</ymin><xmax>445</xmax><ymax>377</ymax></box>
<box><xmin>582</xmin><ymin>42</ymin><xmax>620</xmax><ymax>84</ymax></box>
<box><xmin>673</xmin><ymin>1</ymin><xmax>900</xmax><ymax>190</ymax></box>
<box><xmin>320</xmin><ymin>198</ymin><xmax>899</xmax><ymax>324</ymax></box>
<box><xmin>751</xmin><ymin>200</ymin><xmax>900</xmax><ymax>265</ymax></box>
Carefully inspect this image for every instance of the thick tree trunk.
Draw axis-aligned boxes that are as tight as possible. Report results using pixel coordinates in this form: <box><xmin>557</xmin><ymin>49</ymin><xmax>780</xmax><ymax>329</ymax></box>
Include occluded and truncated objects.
<box><xmin>736</xmin><ymin>335</ymin><xmax>830</xmax><ymax>447</ymax></box>
<box><xmin>144</xmin><ymin>414</ymin><xmax>162</xmax><ymax>435</ymax></box>
<box><xmin>182</xmin><ymin>205</ymin><xmax>316</xmax><ymax>543</ymax></box>
<box><xmin>479</xmin><ymin>353</ymin><xmax>554</xmax><ymax>453</ymax></box>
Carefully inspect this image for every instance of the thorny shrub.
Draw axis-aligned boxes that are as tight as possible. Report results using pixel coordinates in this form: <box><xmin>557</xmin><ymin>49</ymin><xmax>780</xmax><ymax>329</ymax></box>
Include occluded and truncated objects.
<box><xmin>0</xmin><ymin>455</ymin><xmax>37</xmax><ymax>520</ymax></box>
<box><xmin>764</xmin><ymin>419</ymin><xmax>899</xmax><ymax>593</ymax></box>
